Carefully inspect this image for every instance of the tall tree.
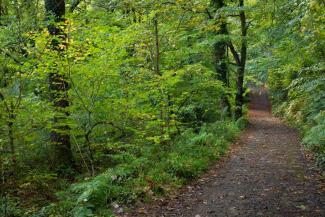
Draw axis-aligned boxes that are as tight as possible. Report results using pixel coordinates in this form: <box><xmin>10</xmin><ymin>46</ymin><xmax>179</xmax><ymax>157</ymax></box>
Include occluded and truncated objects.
<box><xmin>228</xmin><ymin>0</ymin><xmax>247</xmax><ymax>119</ymax></box>
<box><xmin>45</xmin><ymin>0</ymin><xmax>75</xmax><ymax>171</ymax></box>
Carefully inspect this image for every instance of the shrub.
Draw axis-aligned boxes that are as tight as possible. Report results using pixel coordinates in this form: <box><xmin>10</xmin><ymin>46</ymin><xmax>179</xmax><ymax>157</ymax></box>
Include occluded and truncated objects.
<box><xmin>303</xmin><ymin>111</ymin><xmax>325</xmax><ymax>168</ymax></box>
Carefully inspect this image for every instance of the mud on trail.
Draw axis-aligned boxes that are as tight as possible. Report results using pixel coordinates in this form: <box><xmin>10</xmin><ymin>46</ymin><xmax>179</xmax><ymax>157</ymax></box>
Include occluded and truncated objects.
<box><xmin>124</xmin><ymin>89</ymin><xmax>325</xmax><ymax>217</ymax></box>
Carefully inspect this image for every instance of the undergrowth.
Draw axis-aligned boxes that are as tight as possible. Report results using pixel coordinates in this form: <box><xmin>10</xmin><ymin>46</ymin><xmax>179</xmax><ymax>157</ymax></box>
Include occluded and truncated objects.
<box><xmin>30</xmin><ymin>120</ymin><xmax>242</xmax><ymax>217</ymax></box>
<box><xmin>270</xmin><ymin>67</ymin><xmax>325</xmax><ymax>170</ymax></box>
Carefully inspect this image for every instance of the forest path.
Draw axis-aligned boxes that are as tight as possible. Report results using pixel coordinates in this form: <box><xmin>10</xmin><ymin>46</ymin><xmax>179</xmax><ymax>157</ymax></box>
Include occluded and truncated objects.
<box><xmin>126</xmin><ymin>89</ymin><xmax>325</xmax><ymax>217</ymax></box>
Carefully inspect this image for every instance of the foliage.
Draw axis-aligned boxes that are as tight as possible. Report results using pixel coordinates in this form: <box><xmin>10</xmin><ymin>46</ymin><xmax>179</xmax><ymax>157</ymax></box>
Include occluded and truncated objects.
<box><xmin>36</xmin><ymin>121</ymin><xmax>240</xmax><ymax>217</ymax></box>
<box><xmin>303</xmin><ymin>111</ymin><xmax>325</xmax><ymax>168</ymax></box>
<box><xmin>2</xmin><ymin>0</ymin><xmax>323</xmax><ymax>216</ymax></box>
<box><xmin>248</xmin><ymin>0</ymin><xmax>325</xmax><ymax>167</ymax></box>
<box><xmin>0</xmin><ymin>0</ymin><xmax>249</xmax><ymax>216</ymax></box>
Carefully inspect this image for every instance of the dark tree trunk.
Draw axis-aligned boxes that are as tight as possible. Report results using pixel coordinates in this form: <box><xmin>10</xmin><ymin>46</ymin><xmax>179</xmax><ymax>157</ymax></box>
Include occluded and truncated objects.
<box><xmin>153</xmin><ymin>15</ymin><xmax>161</xmax><ymax>76</ymax></box>
<box><xmin>235</xmin><ymin>66</ymin><xmax>245</xmax><ymax>119</ymax></box>
<box><xmin>211</xmin><ymin>0</ymin><xmax>231</xmax><ymax>116</ymax></box>
<box><xmin>213</xmin><ymin>24</ymin><xmax>227</xmax><ymax>84</ymax></box>
<box><xmin>7</xmin><ymin>107</ymin><xmax>16</xmax><ymax>166</ymax></box>
<box><xmin>235</xmin><ymin>0</ymin><xmax>247</xmax><ymax>119</ymax></box>
<box><xmin>45</xmin><ymin>0</ymin><xmax>75</xmax><ymax>172</ymax></box>
<box><xmin>228</xmin><ymin>0</ymin><xmax>247</xmax><ymax>120</ymax></box>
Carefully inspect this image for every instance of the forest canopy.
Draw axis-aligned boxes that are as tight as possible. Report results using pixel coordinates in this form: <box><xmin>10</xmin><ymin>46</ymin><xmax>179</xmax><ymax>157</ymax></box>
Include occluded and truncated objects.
<box><xmin>0</xmin><ymin>0</ymin><xmax>324</xmax><ymax>216</ymax></box>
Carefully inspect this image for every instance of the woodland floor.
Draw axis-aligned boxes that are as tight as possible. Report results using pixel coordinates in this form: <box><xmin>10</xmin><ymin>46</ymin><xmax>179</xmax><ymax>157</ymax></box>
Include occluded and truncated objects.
<box><xmin>123</xmin><ymin>89</ymin><xmax>325</xmax><ymax>217</ymax></box>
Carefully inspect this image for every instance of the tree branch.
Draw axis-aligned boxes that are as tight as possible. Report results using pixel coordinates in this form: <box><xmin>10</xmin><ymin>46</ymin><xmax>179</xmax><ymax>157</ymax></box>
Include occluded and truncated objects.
<box><xmin>227</xmin><ymin>41</ymin><xmax>241</xmax><ymax>66</ymax></box>
<box><xmin>70</xmin><ymin>0</ymin><xmax>82</xmax><ymax>12</ymax></box>
<box><xmin>85</xmin><ymin>121</ymin><xmax>124</xmax><ymax>143</ymax></box>
<box><xmin>206</xmin><ymin>8</ymin><xmax>213</xmax><ymax>19</ymax></box>
<box><xmin>0</xmin><ymin>48</ymin><xmax>23</xmax><ymax>65</ymax></box>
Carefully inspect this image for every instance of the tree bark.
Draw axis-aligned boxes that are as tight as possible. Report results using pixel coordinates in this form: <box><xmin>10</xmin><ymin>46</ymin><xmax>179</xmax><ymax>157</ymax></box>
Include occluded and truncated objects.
<box><xmin>7</xmin><ymin>107</ymin><xmax>15</xmax><ymax>166</ymax></box>
<box><xmin>227</xmin><ymin>0</ymin><xmax>247</xmax><ymax>120</ymax></box>
<box><xmin>153</xmin><ymin>15</ymin><xmax>161</xmax><ymax>76</ymax></box>
<box><xmin>235</xmin><ymin>0</ymin><xmax>247</xmax><ymax>119</ymax></box>
<box><xmin>45</xmin><ymin>0</ymin><xmax>75</xmax><ymax>172</ymax></box>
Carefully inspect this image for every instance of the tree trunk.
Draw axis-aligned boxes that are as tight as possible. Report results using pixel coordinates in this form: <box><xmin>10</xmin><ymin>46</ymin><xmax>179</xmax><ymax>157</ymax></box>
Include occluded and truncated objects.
<box><xmin>235</xmin><ymin>0</ymin><xmax>247</xmax><ymax>119</ymax></box>
<box><xmin>6</xmin><ymin>104</ymin><xmax>16</xmax><ymax>167</ymax></box>
<box><xmin>45</xmin><ymin>0</ymin><xmax>75</xmax><ymax>172</ymax></box>
<box><xmin>153</xmin><ymin>15</ymin><xmax>161</xmax><ymax>76</ymax></box>
<box><xmin>235</xmin><ymin>66</ymin><xmax>245</xmax><ymax>119</ymax></box>
<box><xmin>212</xmin><ymin>0</ymin><xmax>227</xmax><ymax>84</ymax></box>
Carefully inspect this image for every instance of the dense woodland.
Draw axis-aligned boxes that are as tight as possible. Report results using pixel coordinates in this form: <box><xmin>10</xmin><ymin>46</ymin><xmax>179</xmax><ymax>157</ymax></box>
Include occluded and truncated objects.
<box><xmin>0</xmin><ymin>0</ymin><xmax>324</xmax><ymax>216</ymax></box>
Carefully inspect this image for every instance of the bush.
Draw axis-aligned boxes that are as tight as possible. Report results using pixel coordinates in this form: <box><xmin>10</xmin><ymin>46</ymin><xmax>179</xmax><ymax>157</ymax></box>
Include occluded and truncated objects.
<box><xmin>36</xmin><ymin>120</ymin><xmax>241</xmax><ymax>216</ymax></box>
<box><xmin>303</xmin><ymin>111</ymin><xmax>325</xmax><ymax>168</ymax></box>
<box><xmin>0</xmin><ymin>197</ymin><xmax>24</xmax><ymax>217</ymax></box>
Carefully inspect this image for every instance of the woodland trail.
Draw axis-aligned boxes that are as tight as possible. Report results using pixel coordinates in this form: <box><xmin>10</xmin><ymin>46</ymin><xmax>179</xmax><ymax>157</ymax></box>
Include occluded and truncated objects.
<box><xmin>126</xmin><ymin>89</ymin><xmax>325</xmax><ymax>217</ymax></box>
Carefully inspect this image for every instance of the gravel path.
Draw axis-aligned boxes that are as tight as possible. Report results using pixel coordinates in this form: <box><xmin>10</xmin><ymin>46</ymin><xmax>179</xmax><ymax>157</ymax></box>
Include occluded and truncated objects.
<box><xmin>126</xmin><ymin>89</ymin><xmax>325</xmax><ymax>217</ymax></box>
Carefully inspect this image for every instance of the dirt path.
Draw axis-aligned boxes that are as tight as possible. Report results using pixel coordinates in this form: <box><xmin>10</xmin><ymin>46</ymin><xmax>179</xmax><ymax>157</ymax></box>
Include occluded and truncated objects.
<box><xmin>126</xmin><ymin>90</ymin><xmax>325</xmax><ymax>217</ymax></box>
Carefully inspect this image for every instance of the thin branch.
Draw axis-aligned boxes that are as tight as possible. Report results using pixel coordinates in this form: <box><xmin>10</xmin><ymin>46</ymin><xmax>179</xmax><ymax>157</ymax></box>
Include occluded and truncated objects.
<box><xmin>72</xmin><ymin>132</ymin><xmax>92</xmax><ymax>175</ymax></box>
<box><xmin>69</xmin><ymin>0</ymin><xmax>82</xmax><ymax>13</ymax></box>
<box><xmin>227</xmin><ymin>41</ymin><xmax>241</xmax><ymax>66</ymax></box>
<box><xmin>0</xmin><ymin>48</ymin><xmax>23</xmax><ymax>65</ymax></box>
<box><xmin>206</xmin><ymin>8</ymin><xmax>213</xmax><ymax>19</ymax></box>
<box><xmin>85</xmin><ymin>121</ymin><xmax>124</xmax><ymax>143</ymax></box>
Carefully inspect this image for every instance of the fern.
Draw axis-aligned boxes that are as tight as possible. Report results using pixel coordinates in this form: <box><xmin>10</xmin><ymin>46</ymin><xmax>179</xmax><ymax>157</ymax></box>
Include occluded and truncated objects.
<box><xmin>303</xmin><ymin>111</ymin><xmax>325</xmax><ymax>168</ymax></box>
